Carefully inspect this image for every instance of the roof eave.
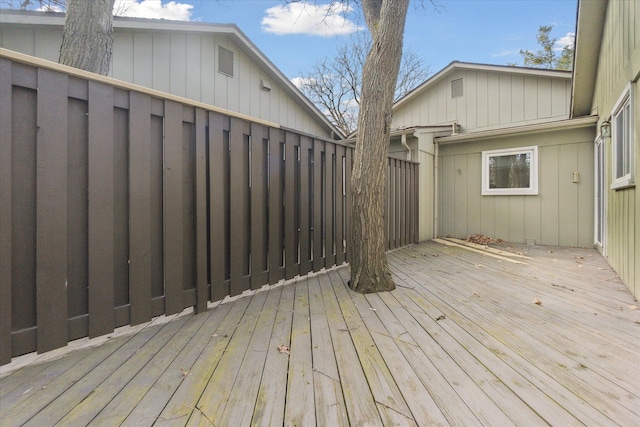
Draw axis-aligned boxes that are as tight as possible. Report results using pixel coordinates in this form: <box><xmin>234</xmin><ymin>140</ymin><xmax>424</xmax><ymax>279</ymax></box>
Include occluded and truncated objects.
<box><xmin>436</xmin><ymin>116</ymin><xmax>598</xmax><ymax>144</ymax></box>
<box><xmin>570</xmin><ymin>0</ymin><xmax>609</xmax><ymax>118</ymax></box>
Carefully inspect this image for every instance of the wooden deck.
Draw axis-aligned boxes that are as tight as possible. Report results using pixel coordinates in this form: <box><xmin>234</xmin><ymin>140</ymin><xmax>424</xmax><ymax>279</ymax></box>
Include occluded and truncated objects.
<box><xmin>1</xmin><ymin>240</ymin><xmax>639</xmax><ymax>426</ymax></box>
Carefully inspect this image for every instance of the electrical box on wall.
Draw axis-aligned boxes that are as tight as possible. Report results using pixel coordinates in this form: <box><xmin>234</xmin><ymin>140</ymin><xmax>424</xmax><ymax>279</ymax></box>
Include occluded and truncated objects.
<box><xmin>572</xmin><ymin>171</ymin><xmax>580</xmax><ymax>183</ymax></box>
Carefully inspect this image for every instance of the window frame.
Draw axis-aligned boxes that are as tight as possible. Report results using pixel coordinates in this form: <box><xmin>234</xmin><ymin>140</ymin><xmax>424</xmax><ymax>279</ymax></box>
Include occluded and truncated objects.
<box><xmin>481</xmin><ymin>146</ymin><xmax>539</xmax><ymax>196</ymax></box>
<box><xmin>610</xmin><ymin>83</ymin><xmax>635</xmax><ymax>190</ymax></box>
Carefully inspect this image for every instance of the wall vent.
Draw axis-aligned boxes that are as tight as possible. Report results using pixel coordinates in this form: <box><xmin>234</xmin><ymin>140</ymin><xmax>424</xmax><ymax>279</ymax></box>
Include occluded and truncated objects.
<box><xmin>218</xmin><ymin>46</ymin><xmax>234</xmax><ymax>77</ymax></box>
<box><xmin>451</xmin><ymin>78</ymin><xmax>463</xmax><ymax>98</ymax></box>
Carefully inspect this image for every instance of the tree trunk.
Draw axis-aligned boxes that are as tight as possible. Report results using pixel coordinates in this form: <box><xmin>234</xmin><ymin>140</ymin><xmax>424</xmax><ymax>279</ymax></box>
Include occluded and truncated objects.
<box><xmin>59</xmin><ymin>0</ymin><xmax>116</xmax><ymax>76</ymax></box>
<box><xmin>349</xmin><ymin>0</ymin><xmax>409</xmax><ymax>294</ymax></box>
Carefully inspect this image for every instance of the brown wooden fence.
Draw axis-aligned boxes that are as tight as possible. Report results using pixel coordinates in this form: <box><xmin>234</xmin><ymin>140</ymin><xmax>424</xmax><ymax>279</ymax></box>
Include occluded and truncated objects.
<box><xmin>0</xmin><ymin>49</ymin><xmax>418</xmax><ymax>365</ymax></box>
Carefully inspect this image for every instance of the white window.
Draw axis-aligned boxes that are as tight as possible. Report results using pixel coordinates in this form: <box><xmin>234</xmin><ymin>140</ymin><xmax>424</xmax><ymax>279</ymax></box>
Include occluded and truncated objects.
<box><xmin>482</xmin><ymin>146</ymin><xmax>538</xmax><ymax>195</ymax></box>
<box><xmin>611</xmin><ymin>83</ymin><xmax>635</xmax><ymax>189</ymax></box>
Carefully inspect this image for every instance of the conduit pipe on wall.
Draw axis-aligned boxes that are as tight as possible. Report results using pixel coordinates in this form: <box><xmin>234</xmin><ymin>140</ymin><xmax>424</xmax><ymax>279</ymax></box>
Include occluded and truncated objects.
<box><xmin>433</xmin><ymin>138</ymin><xmax>439</xmax><ymax>238</ymax></box>
<box><xmin>401</xmin><ymin>133</ymin><xmax>411</xmax><ymax>160</ymax></box>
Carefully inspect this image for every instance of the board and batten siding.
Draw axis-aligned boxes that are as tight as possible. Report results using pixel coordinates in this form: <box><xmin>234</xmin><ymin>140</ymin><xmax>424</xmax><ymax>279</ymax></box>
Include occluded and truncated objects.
<box><xmin>0</xmin><ymin>19</ymin><xmax>333</xmax><ymax>139</ymax></box>
<box><xmin>393</xmin><ymin>68</ymin><xmax>571</xmax><ymax>132</ymax></box>
<box><xmin>438</xmin><ymin>126</ymin><xmax>595</xmax><ymax>248</ymax></box>
<box><xmin>109</xmin><ymin>31</ymin><xmax>328</xmax><ymax>138</ymax></box>
<box><xmin>591</xmin><ymin>0</ymin><xmax>640</xmax><ymax>298</ymax></box>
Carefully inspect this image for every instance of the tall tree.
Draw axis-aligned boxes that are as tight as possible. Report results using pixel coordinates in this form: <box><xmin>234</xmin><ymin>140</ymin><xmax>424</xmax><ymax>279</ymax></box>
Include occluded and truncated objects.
<box><xmin>59</xmin><ymin>0</ymin><xmax>116</xmax><ymax>75</ymax></box>
<box><xmin>348</xmin><ymin>0</ymin><xmax>409</xmax><ymax>293</ymax></box>
<box><xmin>296</xmin><ymin>32</ymin><xmax>429</xmax><ymax>136</ymax></box>
<box><xmin>519</xmin><ymin>25</ymin><xmax>574</xmax><ymax>71</ymax></box>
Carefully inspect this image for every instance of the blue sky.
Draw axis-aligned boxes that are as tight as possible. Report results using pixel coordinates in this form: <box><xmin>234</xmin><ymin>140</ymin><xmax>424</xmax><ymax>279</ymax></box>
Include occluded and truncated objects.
<box><xmin>113</xmin><ymin>0</ymin><xmax>578</xmax><ymax>80</ymax></box>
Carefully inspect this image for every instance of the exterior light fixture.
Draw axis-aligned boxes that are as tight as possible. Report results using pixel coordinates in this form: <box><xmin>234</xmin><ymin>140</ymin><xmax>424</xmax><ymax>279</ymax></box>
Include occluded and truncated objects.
<box><xmin>600</xmin><ymin>119</ymin><xmax>611</xmax><ymax>138</ymax></box>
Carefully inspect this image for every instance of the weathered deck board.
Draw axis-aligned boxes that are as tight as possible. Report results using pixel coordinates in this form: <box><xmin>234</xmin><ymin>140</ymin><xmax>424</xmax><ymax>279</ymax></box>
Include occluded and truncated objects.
<box><xmin>55</xmin><ymin>316</ymin><xmax>190</xmax><ymax>426</ymax></box>
<box><xmin>153</xmin><ymin>296</ymin><xmax>252</xmax><ymax>425</ymax></box>
<box><xmin>330</xmin><ymin>269</ymin><xmax>417</xmax><ymax>426</ymax></box>
<box><xmin>90</xmin><ymin>309</ymin><xmax>215</xmax><ymax>425</ymax></box>
<box><xmin>388</xmin><ymin>243</ymin><xmax>639</xmax><ymax>426</ymax></box>
<box><xmin>217</xmin><ymin>286</ymin><xmax>284</xmax><ymax>426</ymax></box>
<box><xmin>320</xmin><ymin>269</ymin><xmax>383</xmax><ymax>426</ymax></box>
<box><xmin>185</xmin><ymin>291</ymin><xmax>269</xmax><ymax>425</ymax></box>
<box><xmin>11</xmin><ymin>325</ymin><xmax>164</xmax><ymax>426</ymax></box>
<box><xmin>308</xmin><ymin>273</ymin><xmax>349</xmax><ymax>427</ymax></box>
<box><xmin>1</xmin><ymin>241</ymin><xmax>639</xmax><ymax>427</ymax></box>
<box><xmin>121</xmin><ymin>302</ymin><xmax>233</xmax><ymax>426</ymax></box>
<box><xmin>250</xmin><ymin>284</ymin><xmax>295</xmax><ymax>427</ymax></box>
<box><xmin>1</xmin><ymin>337</ymin><xmax>132</xmax><ymax>425</ymax></box>
<box><xmin>283</xmin><ymin>281</ymin><xmax>316</xmax><ymax>427</ymax></box>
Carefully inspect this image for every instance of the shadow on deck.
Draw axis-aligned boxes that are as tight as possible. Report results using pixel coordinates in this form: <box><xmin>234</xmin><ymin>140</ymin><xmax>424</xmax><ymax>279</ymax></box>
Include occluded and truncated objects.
<box><xmin>1</xmin><ymin>240</ymin><xmax>639</xmax><ymax>426</ymax></box>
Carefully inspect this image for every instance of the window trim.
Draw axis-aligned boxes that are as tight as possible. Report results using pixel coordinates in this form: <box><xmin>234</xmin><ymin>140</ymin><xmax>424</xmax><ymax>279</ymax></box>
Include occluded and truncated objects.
<box><xmin>610</xmin><ymin>83</ymin><xmax>635</xmax><ymax>190</ymax></box>
<box><xmin>481</xmin><ymin>146</ymin><xmax>539</xmax><ymax>196</ymax></box>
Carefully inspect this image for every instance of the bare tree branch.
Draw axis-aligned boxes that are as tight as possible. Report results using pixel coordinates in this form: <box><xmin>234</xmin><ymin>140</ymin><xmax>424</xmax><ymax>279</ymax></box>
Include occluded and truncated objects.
<box><xmin>296</xmin><ymin>31</ymin><xmax>429</xmax><ymax>135</ymax></box>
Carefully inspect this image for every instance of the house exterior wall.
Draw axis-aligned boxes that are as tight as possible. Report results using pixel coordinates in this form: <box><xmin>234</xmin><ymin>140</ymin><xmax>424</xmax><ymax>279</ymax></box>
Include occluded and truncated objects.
<box><xmin>392</xmin><ymin>68</ymin><xmax>572</xmax><ymax>132</ymax></box>
<box><xmin>438</xmin><ymin>126</ymin><xmax>595</xmax><ymax>247</ymax></box>
<box><xmin>591</xmin><ymin>0</ymin><xmax>640</xmax><ymax>297</ymax></box>
<box><xmin>0</xmin><ymin>18</ymin><xmax>334</xmax><ymax>139</ymax></box>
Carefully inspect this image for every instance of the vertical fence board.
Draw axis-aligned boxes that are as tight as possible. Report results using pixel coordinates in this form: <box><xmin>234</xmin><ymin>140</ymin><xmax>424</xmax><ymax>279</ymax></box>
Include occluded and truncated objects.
<box><xmin>209</xmin><ymin>113</ymin><xmax>230</xmax><ymax>301</ymax></box>
<box><xmin>164</xmin><ymin>100</ymin><xmax>185</xmax><ymax>315</ymax></box>
<box><xmin>250</xmin><ymin>123</ymin><xmax>269</xmax><ymax>289</ymax></box>
<box><xmin>413</xmin><ymin>164</ymin><xmax>419</xmax><ymax>243</ymax></box>
<box><xmin>402</xmin><ymin>162</ymin><xmax>408</xmax><ymax>245</ymax></box>
<box><xmin>335</xmin><ymin>145</ymin><xmax>345</xmax><ymax>265</ymax></box>
<box><xmin>409</xmin><ymin>164</ymin><xmax>415</xmax><ymax>243</ymax></box>
<box><xmin>312</xmin><ymin>139</ymin><xmax>324</xmax><ymax>271</ymax></box>
<box><xmin>0</xmin><ymin>59</ymin><xmax>12</xmax><ymax>364</ymax></box>
<box><xmin>67</xmin><ymin>96</ymin><xmax>89</xmax><ymax>341</ymax></box>
<box><xmin>35</xmin><ymin>69</ymin><xmax>68</xmax><ymax>353</ymax></box>
<box><xmin>9</xmin><ymin>86</ymin><xmax>37</xmax><ymax>357</ymax></box>
<box><xmin>229</xmin><ymin>118</ymin><xmax>251</xmax><ymax>295</ymax></box>
<box><xmin>284</xmin><ymin>132</ymin><xmax>299</xmax><ymax>279</ymax></box>
<box><xmin>324</xmin><ymin>143</ymin><xmax>336</xmax><ymax>268</ymax></box>
<box><xmin>128</xmin><ymin>91</ymin><xmax>153</xmax><ymax>325</ymax></box>
<box><xmin>385</xmin><ymin>160</ymin><xmax>391</xmax><ymax>251</ymax></box>
<box><xmin>150</xmin><ymin>109</ymin><xmax>165</xmax><ymax>309</ymax></box>
<box><xmin>394</xmin><ymin>159</ymin><xmax>400</xmax><ymax>249</ymax></box>
<box><xmin>345</xmin><ymin>147</ymin><xmax>353</xmax><ymax>262</ymax></box>
<box><xmin>87</xmin><ymin>82</ymin><xmax>117</xmax><ymax>337</ymax></box>
<box><xmin>268</xmin><ymin>128</ymin><xmax>285</xmax><ymax>283</ymax></box>
<box><xmin>403</xmin><ymin>163</ymin><xmax>409</xmax><ymax>245</ymax></box>
<box><xmin>113</xmin><ymin>106</ymin><xmax>131</xmax><ymax>327</ymax></box>
<box><xmin>181</xmin><ymin>113</ymin><xmax>196</xmax><ymax>306</ymax></box>
<box><xmin>397</xmin><ymin>159</ymin><xmax>402</xmax><ymax>248</ymax></box>
<box><xmin>194</xmin><ymin>108</ymin><xmax>208</xmax><ymax>312</ymax></box>
<box><xmin>299</xmin><ymin>136</ymin><xmax>312</xmax><ymax>275</ymax></box>
<box><xmin>397</xmin><ymin>162</ymin><xmax>403</xmax><ymax>247</ymax></box>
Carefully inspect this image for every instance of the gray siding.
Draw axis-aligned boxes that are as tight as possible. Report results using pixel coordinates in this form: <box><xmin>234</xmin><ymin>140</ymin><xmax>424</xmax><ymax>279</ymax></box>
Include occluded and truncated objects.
<box><xmin>591</xmin><ymin>0</ymin><xmax>640</xmax><ymax>298</ymax></box>
<box><xmin>393</xmin><ymin>68</ymin><xmax>572</xmax><ymax>132</ymax></box>
<box><xmin>438</xmin><ymin>126</ymin><xmax>595</xmax><ymax>247</ymax></box>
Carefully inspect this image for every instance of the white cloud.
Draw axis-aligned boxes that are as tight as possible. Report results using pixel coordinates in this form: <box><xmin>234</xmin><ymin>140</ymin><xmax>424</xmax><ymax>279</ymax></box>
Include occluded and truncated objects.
<box><xmin>555</xmin><ymin>32</ymin><xmax>575</xmax><ymax>50</ymax></box>
<box><xmin>114</xmin><ymin>0</ymin><xmax>193</xmax><ymax>21</ymax></box>
<box><xmin>36</xmin><ymin>5</ymin><xmax>64</xmax><ymax>12</ymax></box>
<box><xmin>261</xmin><ymin>2</ymin><xmax>362</xmax><ymax>37</ymax></box>
<box><xmin>291</xmin><ymin>76</ymin><xmax>315</xmax><ymax>88</ymax></box>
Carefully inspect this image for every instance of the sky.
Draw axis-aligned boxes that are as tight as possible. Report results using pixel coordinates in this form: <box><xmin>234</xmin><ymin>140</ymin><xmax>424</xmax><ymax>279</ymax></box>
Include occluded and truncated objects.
<box><xmin>111</xmin><ymin>0</ymin><xmax>579</xmax><ymax>81</ymax></box>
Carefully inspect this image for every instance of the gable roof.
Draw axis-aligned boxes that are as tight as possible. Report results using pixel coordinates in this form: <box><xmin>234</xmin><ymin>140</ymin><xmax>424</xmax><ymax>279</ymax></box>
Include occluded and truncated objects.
<box><xmin>570</xmin><ymin>0</ymin><xmax>609</xmax><ymax>118</ymax></box>
<box><xmin>0</xmin><ymin>9</ymin><xmax>343</xmax><ymax>139</ymax></box>
<box><xmin>394</xmin><ymin>61</ymin><xmax>571</xmax><ymax>111</ymax></box>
